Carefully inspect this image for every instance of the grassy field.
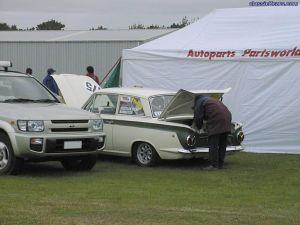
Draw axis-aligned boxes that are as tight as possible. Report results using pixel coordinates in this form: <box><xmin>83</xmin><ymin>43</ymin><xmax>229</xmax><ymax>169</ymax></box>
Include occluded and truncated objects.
<box><xmin>0</xmin><ymin>152</ymin><xmax>299</xmax><ymax>225</ymax></box>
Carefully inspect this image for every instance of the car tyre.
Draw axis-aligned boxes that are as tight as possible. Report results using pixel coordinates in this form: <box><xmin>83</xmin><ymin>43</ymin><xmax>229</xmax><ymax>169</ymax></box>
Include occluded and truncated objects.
<box><xmin>0</xmin><ymin>133</ymin><xmax>23</xmax><ymax>175</ymax></box>
<box><xmin>133</xmin><ymin>142</ymin><xmax>159</xmax><ymax>167</ymax></box>
<box><xmin>61</xmin><ymin>155</ymin><xmax>97</xmax><ymax>171</ymax></box>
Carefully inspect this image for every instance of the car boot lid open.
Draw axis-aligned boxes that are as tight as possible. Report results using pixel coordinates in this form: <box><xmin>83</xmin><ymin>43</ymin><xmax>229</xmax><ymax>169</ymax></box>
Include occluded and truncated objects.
<box><xmin>158</xmin><ymin>88</ymin><xmax>231</xmax><ymax>121</ymax></box>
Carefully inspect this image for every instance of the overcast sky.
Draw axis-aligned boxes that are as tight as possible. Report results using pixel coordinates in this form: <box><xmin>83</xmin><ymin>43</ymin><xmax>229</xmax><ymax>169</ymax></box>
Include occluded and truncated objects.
<box><xmin>0</xmin><ymin>0</ymin><xmax>263</xmax><ymax>30</ymax></box>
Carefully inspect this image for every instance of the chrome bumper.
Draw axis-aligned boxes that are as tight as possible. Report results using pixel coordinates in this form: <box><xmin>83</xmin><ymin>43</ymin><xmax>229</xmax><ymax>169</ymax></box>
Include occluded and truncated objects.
<box><xmin>178</xmin><ymin>145</ymin><xmax>244</xmax><ymax>154</ymax></box>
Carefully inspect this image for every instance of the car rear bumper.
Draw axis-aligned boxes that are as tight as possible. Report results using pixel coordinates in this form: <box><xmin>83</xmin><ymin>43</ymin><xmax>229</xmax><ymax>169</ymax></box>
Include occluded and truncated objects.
<box><xmin>179</xmin><ymin>145</ymin><xmax>244</xmax><ymax>153</ymax></box>
<box><xmin>158</xmin><ymin>145</ymin><xmax>243</xmax><ymax>160</ymax></box>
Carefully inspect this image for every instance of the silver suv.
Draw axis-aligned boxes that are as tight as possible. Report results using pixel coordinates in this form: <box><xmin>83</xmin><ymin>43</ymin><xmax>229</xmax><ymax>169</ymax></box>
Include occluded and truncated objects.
<box><xmin>0</xmin><ymin>61</ymin><xmax>106</xmax><ymax>175</ymax></box>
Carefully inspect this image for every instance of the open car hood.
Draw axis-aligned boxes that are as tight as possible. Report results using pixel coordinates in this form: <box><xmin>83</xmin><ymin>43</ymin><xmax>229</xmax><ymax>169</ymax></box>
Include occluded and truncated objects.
<box><xmin>52</xmin><ymin>74</ymin><xmax>100</xmax><ymax>108</ymax></box>
<box><xmin>158</xmin><ymin>88</ymin><xmax>231</xmax><ymax>120</ymax></box>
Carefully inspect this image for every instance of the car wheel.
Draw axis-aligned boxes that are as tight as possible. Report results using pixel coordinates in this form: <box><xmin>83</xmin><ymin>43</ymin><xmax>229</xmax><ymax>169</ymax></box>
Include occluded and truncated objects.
<box><xmin>61</xmin><ymin>155</ymin><xmax>97</xmax><ymax>171</ymax></box>
<box><xmin>133</xmin><ymin>142</ymin><xmax>159</xmax><ymax>167</ymax></box>
<box><xmin>0</xmin><ymin>133</ymin><xmax>23</xmax><ymax>175</ymax></box>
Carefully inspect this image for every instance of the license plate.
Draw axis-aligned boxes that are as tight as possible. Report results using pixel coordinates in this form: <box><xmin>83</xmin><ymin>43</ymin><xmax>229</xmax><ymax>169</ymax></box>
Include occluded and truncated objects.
<box><xmin>64</xmin><ymin>141</ymin><xmax>82</xmax><ymax>149</ymax></box>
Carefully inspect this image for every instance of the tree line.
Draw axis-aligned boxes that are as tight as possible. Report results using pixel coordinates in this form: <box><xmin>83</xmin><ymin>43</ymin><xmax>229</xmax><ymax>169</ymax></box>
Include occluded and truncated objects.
<box><xmin>0</xmin><ymin>19</ymin><xmax>65</xmax><ymax>31</ymax></box>
<box><xmin>0</xmin><ymin>17</ymin><xmax>196</xmax><ymax>31</ymax></box>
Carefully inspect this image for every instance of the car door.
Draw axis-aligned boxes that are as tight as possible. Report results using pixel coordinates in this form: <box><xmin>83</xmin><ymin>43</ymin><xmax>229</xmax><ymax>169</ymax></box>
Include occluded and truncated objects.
<box><xmin>84</xmin><ymin>93</ymin><xmax>118</xmax><ymax>151</ymax></box>
<box><xmin>113</xmin><ymin>95</ymin><xmax>146</xmax><ymax>155</ymax></box>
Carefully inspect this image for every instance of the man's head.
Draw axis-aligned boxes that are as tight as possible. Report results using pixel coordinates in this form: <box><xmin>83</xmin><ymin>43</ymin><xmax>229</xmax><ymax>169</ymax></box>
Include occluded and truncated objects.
<box><xmin>194</xmin><ymin>95</ymin><xmax>210</xmax><ymax>108</ymax></box>
<box><xmin>195</xmin><ymin>95</ymin><xmax>204</xmax><ymax>103</ymax></box>
<box><xmin>86</xmin><ymin>66</ymin><xmax>94</xmax><ymax>74</ymax></box>
<box><xmin>26</xmin><ymin>68</ymin><xmax>32</xmax><ymax>75</ymax></box>
<box><xmin>47</xmin><ymin>68</ymin><xmax>56</xmax><ymax>75</ymax></box>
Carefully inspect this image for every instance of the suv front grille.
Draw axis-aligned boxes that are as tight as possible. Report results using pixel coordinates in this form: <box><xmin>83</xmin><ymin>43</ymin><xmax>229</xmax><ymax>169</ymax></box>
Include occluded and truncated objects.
<box><xmin>51</xmin><ymin>120</ymin><xmax>88</xmax><ymax>124</ymax></box>
<box><xmin>50</xmin><ymin>120</ymin><xmax>90</xmax><ymax>133</ymax></box>
<box><xmin>51</xmin><ymin>128</ymin><xmax>89</xmax><ymax>132</ymax></box>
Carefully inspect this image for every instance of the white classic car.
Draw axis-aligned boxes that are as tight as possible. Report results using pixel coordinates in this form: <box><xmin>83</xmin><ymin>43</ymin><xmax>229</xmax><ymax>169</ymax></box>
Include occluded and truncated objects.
<box><xmin>81</xmin><ymin>87</ymin><xmax>244</xmax><ymax>166</ymax></box>
<box><xmin>53</xmin><ymin>75</ymin><xmax>244</xmax><ymax>167</ymax></box>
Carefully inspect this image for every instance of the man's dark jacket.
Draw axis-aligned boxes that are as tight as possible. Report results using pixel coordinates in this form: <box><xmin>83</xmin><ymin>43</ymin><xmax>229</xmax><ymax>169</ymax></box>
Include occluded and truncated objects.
<box><xmin>43</xmin><ymin>74</ymin><xmax>59</xmax><ymax>95</ymax></box>
<box><xmin>194</xmin><ymin>96</ymin><xmax>232</xmax><ymax>136</ymax></box>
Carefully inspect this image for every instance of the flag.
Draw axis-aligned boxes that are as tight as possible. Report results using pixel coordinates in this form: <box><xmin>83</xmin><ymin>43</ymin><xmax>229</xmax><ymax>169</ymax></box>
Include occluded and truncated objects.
<box><xmin>104</xmin><ymin>58</ymin><xmax>121</xmax><ymax>88</ymax></box>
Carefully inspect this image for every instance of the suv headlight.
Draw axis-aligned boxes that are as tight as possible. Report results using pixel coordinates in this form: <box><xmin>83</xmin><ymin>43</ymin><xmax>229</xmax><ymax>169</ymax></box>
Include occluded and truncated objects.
<box><xmin>17</xmin><ymin>120</ymin><xmax>44</xmax><ymax>132</ymax></box>
<box><xmin>92</xmin><ymin>119</ymin><xmax>103</xmax><ymax>131</ymax></box>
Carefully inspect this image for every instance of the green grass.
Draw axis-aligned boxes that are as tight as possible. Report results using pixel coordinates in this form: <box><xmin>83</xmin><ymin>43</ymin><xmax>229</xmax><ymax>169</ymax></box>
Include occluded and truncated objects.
<box><xmin>0</xmin><ymin>152</ymin><xmax>299</xmax><ymax>225</ymax></box>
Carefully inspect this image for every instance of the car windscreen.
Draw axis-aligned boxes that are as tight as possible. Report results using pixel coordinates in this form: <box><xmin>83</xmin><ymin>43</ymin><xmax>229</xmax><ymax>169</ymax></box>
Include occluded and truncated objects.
<box><xmin>0</xmin><ymin>76</ymin><xmax>58</xmax><ymax>103</ymax></box>
<box><xmin>149</xmin><ymin>95</ymin><xmax>174</xmax><ymax>118</ymax></box>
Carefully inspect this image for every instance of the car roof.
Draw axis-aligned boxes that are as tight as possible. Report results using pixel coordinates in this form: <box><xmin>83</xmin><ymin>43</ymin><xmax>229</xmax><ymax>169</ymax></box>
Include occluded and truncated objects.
<box><xmin>97</xmin><ymin>87</ymin><xmax>176</xmax><ymax>98</ymax></box>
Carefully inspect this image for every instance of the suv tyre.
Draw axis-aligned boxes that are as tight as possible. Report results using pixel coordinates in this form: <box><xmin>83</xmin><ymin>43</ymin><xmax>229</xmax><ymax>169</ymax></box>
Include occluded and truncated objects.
<box><xmin>0</xmin><ymin>133</ymin><xmax>23</xmax><ymax>175</ymax></box>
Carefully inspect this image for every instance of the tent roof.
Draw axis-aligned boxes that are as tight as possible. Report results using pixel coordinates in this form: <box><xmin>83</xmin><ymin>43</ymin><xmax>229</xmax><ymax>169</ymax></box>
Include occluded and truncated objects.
<box><xmin>132</xmin><ymin>7</ymin><xmax>300</xmax><ymax>50</ymax></box>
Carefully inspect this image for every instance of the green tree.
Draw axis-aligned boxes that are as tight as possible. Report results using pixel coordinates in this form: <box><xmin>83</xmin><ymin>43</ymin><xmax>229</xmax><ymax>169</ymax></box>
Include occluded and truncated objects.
<box><xmin>168</xmin><ymin>16</ymin><xmax>190</xmax><ymax>28</ymax></box>
<box><xmin>90</xmin><ymin>25</ymin><xmax>107</xmax><ymax>30</ymax></box>
<box><xmin>128</xmin><ymin>16</ymin><xmax>192</xmax><ymax>30</ymax></box>
<box><xmin>129</xmin><ymin>24</ymin><xmax>145</xmax><ymax>29</ymax></box>
<box><xmin>11</xmin><ymin>25</ymin><xmax>18</xmax><ymax>30</ymax></box>
<box><xmin>36</xmin><ymin>19</ymin><xmax>65</xmax><ymax>30</ymax></box>
<box><xmin>146</xmin><ymin>24</ymin><xmax>163</xmax><ymax>29</ymax></box>
<box><xmin>0</xmin><ymin>22</ymin><xmax>18</xmax><ymax>30</ymax></box>
<box><xmin>0</xmin><ymin>23</ymin><xmax>11</xmax><ymax>30</ymax></box>
<box><xmin>26</xmin><ymin>27</ymin><xmax>35</xmax><ymax>31</ymax></box>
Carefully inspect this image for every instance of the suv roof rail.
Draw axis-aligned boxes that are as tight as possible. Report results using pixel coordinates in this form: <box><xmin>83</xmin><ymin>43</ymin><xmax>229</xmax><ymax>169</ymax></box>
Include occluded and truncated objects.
<box><xmin>0</xmin><ymin>61</ymin><xmax>13</xmax><ymax>72</ymax></box>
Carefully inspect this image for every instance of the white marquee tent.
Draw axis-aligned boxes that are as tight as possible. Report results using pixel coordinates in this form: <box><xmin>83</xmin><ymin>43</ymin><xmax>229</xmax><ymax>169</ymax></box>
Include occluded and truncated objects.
<box><xmin>122</xmin><ymin>7</ymin><xmax>300</xmax><ymax>154</ymax></box>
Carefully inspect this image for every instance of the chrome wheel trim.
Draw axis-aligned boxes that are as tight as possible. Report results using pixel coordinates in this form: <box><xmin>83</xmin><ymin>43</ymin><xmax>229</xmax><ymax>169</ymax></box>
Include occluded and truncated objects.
<box><xmin>137</xmin><ymin>143</ymin><xmax>152</xmax><ymax>165</ymax></box>
<box><xmin>0</xmin><ymin>142</ymin><xmax>9</xmax><ymax>170</ymax></box>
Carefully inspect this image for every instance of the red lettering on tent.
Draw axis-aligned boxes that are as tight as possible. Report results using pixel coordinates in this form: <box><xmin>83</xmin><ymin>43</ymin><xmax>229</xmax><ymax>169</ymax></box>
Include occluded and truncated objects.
<box><xmin>291</xmin><ymin>47</ymin><xmax>297</xmax><ymax>56</ymax></box>
<box><xmin>280</xmin><ymin>50</ymin><xmax>287</xmax><ymax>57</ymax></box>
<box><xmin>204</xmin><ymin>52</ymin><xmax>210</xmax><ymax>57</ymax></box>
<box><xmin>216</xmin><ymin>52</ymin><xmax>223</xmax><ymax>57</ymax></box>
<box><xmin>271</xmin><ymin>50</ymin><xmax>280</xmax><ymax>57</ymax></box>
<box><xmin>249</xmin><ymin>51</ymin><xmax>257</xmax><ymax>57</ymax></box>
<box><xmin>209</xmin><ymin>52</ymin><xmax>216</xmax><ymax>60</ymax></box>
<box><xmin>195</xmin><ymin>51</ymin><xmax>201</xmax><ymax>57</ymax></box>
<box><xmin>264</xmin><ymin>51</ymin><xmax>270</xmax><ymax>57</ymax></box>
<box><xmin>242</xmin><ymin>49</ymin><xmax>251</xmax><ymax>56</ymax></box>
<box><xmin>187</xmin><ymin>49</ymin><xmax>194</xmax><ymax>57</ymax></box>
<box><xmin>286</xmin><ymin>49</ymin><xmax>293</xmax><ymax>56</ymax></box>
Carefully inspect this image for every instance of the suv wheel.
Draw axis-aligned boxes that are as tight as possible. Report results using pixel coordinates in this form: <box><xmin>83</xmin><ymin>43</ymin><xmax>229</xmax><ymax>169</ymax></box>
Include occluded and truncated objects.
<box><xmin>0</xmin><ymin>133</ymin><xmax>23</xmax><ymax>175</ymax></box>
<box><xmin>61</xmin><ymin>155</ymin><xmax>97</xmax><ymax>171</ymax></box>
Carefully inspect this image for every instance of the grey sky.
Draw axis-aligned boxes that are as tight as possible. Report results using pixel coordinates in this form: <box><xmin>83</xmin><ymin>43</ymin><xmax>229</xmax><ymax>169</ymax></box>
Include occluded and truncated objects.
<box><xmin>0</xmin><ymin>0</ymin><xmax>253</xmax><ymax>30</ymax></box>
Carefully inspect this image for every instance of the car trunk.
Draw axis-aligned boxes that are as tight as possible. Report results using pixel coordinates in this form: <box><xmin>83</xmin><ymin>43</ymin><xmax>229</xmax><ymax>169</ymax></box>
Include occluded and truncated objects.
<box><xmin>158</xmin><ymin>88</ymin><xmax>230</xmax><ymax>131</ymax></box>
<box><xmin>157</xmin><ymin>88</ymin><xmax>244</xmax><ymax>148</ymax></box>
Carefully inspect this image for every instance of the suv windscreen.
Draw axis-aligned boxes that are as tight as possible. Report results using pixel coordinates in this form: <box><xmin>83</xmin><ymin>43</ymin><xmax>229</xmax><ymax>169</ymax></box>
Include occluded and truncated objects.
<box><xmin>0</xmin><ymin>76</ymin><xmax>58</xmax><ymax>103</ymax></box>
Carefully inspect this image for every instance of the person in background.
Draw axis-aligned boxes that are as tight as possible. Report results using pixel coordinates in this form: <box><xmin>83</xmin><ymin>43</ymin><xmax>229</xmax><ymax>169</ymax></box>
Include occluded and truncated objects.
<box><xmin>43</xmin><ymin>68</ymin><xmax>59</xmax><ymax>95</ymax></box>
<box><xmin>25</xmin><ymin>68</ymin><xmax>32</xmax><ymax>75</ymax></box>
<box><xmin>194</xmin><ymin>95</ymin><xmax>232</xmax><ymax>170</ymax></box>
<box><xmin>86</xmin><ymin>66</ymin><xmax>100</xmax><ymax>85</ymax></box>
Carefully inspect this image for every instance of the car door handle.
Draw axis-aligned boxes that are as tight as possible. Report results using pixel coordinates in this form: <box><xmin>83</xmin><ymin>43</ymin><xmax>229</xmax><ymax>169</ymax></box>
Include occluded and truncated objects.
<box><xmin>104</xmin><ymin>120</ymin><xmax>114</xmax><ymax>124</ymax></box>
